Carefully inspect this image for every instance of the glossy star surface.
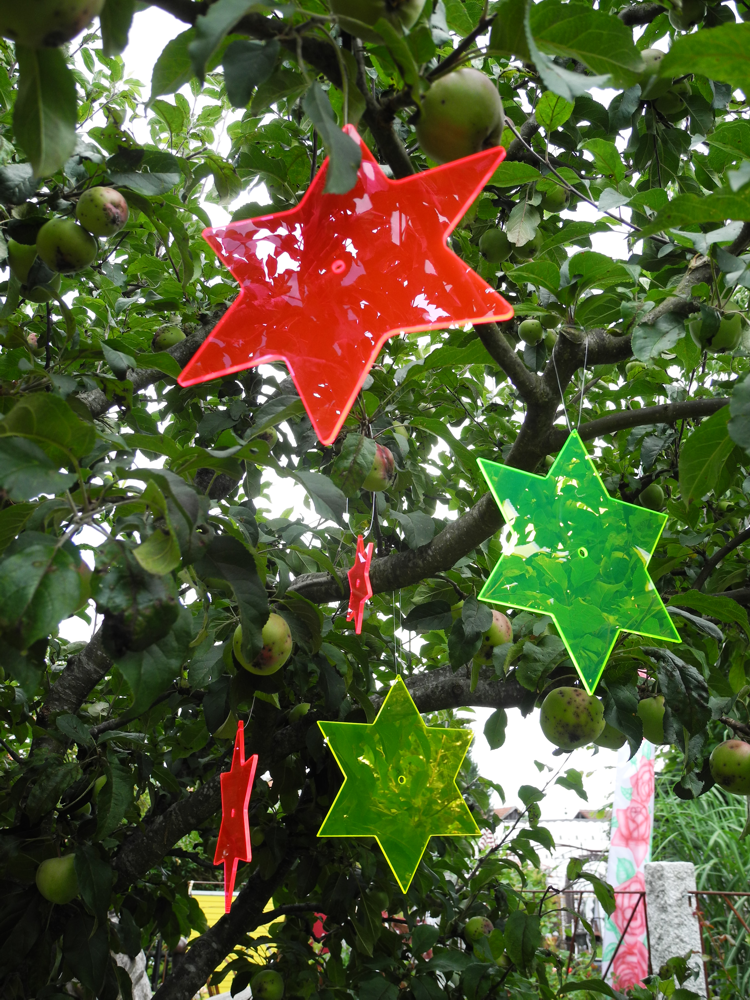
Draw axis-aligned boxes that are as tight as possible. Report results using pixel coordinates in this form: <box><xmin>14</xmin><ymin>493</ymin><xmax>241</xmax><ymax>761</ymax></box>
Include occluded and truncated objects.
<box><xmin>177</xmin><ymin>126</ymin><xmax>513</xmax><ymax>444</ymax></box>
<box><xmin>214</xmin><ymin>720</ymin><xmax>258</xmax><ymax>912</ymax></box>
<box><xmin>478</xmin><ymin>432</ymin><xmax>679</xmax><ymax>695</ymax></box>
<box><xmin>346</xmin><ymin>534</ymin><xmax>373</xmax><ymax>634</ymax></box>
<box><xmin>317</xmin><ymin>675</ymin><xmax>479</xmax><ymax>892</ymax></box>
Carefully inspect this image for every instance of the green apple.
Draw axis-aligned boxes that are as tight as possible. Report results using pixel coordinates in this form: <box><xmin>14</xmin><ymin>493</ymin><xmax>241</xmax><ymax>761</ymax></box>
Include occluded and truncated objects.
<box><xmin>92</xmin><ymin>775</ymin><xmax>107</xmax><ymax>802</ymax></box>
<box><xmin>638</xmin><ymin>483</ymin><xmax>665</xmax><ymax>511</ymax></box>
<box><xmin>152</xmin><ymin>326</ymin><xmax>186</xmax><ymax>351</ymax></box>
<box><xmin>594</xmin><ymin>721</ymin><xmax>627</xmax><ymax>750</ymax></box>
<box><xmin>234</xmin><ymin>614</ymin><xmax>293</xmax><ymax>676</ymax></box>
<box><xmin>464</xmin><ymin>916</ymin><xmax>493</xmax><ymax>943</ymax></box>
<box><xmin>668</xmin><ymin>0</ymin><xmax>705</xmax><ymax>30</ymax></box>
<box><xmin>689</xmin><ymin>311</ymin><xmax>744</xmax><ymax>354</ymax></box>
<box><xmin>654</xmin><ymin>80</ymin><xmax>691</xmax><ymax>119</ymax></box>
<box><xmin>76</xmin><ymin>186</ymin><xmax>129</xmax><ymax>237</ymax></box>
<box><xmin>544</xmin><ymin>329</ymin><xmax>557</xmax><ymax>351</ymax></box>
<box><xmin>22</xmin><ymin>272</ymin><xmax>61</xmax><ymax>304</ymax></box>
<box><xmin>519</xmin><ymin>319</ymin><xmax>544</xmax><ymax>345</ymax></box>
<box><xmin>473</xmin><ymin>610</ymin><xmax>513</xmax><ymax>667</ymax></box>
<box><xmin>416</xmin><ymin>68</ymin><xmax>504</xmax><ymax>164</ymax></box>
<box><xmin>289</xmin><ymin>702</ymin><xmax>311</xmax><ymax>723</ymax></box>
<box><xmin>362</xmin><ymin>443</ymin><xmax>397</xmax><ymax>492</ymax></box>
<box><xmin>0</xmin><ymin>0</ymin><xmax>104</xmax><ymax>47</ymax></box>
<box><xmin>540</xmin><ymin>687</ymin><xmax>605</xmax><ymax>751</ymax></box>
<box><xmin>637</xmin><ymin>695</ymin><xmax>666</xmax><ymax>744</ymax></box>
<box><xmin>512</xmin><ymin>229</ymin><xmax>543</xmax><ymax>260</ymax></box>
<box><xmin>329</xmin><ymin>0</ymin><xmax>426</xmax><ymax>42</ymax></box>
<box><xmin>709</xmin><ymin>739</ymin><xmax>750</xmax><ymax>795</ymax></box>
<box><xmin>36</xmin><ymin>218</ymin><xmax>97</xmax><ymax>273</ymax></box>
<box><xmin>7</xmin><ymin>239</ymin><xmax>38</xmax><ymax>284</ymax></box>
<box><xmin>639</xmin><ymin>48</ymin><xmax>672</xmax><ymax>101</ymax></box>
<box><xmin>251</xmin><ymin>969</ymin><xmax>284</xmax><ymax>1000</ymax></box>
<box><xmin>35</xmin><ymin>855</ymin><xmax>79</xmax><ymax>904</ymax></box>
<box><xmin>540</xmin><ymin>186</ymin><xmax>569</xmax><ymax>213</ymax></box>
<box><xmin>479</xmin><ymin>229</ymin><xmax>512</xmax><ymax>263</ymax></box>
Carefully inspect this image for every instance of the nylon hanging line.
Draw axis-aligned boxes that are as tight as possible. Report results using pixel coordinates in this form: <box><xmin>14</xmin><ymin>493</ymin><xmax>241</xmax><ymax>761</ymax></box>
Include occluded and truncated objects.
<box><xmin>552</xmin><ymin>353</ymin><xmax>573</xmax><ymax>434</ymax></box>
<box><xmin>577</xmin><ymin>338</ymin><xmax>589</xmax><ymax>432</ymax></box>
<box><xmin>392</xmin><ymin>591</ymin><xmax>400</xmax><ymax>675</ymax></box>
<box><xmin>365</xmin><ymin>491</ymin><xmax>377</xmax><ymax>540</ymax></box>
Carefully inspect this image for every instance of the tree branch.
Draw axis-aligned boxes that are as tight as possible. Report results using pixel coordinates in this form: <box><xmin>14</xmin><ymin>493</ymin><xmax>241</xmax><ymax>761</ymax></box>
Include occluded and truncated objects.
<box><xmin>548</xmin><ymin>396</ymin><xmax>729</xmax><ymax>451</ymax></box>
<box><xmin>475</xmin><ymin>322</ymin><xmax>541</xmax><ymax>402</ymax></box>
<box><xmin>694</xmin><ymin>524</ymin><xmax>750</xmax><ymax>592</ymax></box>
<box><xmin>152</xmin><ymin>852</ymin><xmax>295</xmax><ymax>1000</ymax></box>
<box><xmin>618</xmin><ymin>3</ymin><xmax>666</xmax><ymax>25</ymax></box>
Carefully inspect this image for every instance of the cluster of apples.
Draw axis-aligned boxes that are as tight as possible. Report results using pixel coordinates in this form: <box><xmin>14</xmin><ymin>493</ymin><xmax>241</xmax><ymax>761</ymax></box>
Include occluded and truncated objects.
<box><xmin>8</xmin><ymin>187</ymin><xmax>129</xmax><ymax>306</ymax></box>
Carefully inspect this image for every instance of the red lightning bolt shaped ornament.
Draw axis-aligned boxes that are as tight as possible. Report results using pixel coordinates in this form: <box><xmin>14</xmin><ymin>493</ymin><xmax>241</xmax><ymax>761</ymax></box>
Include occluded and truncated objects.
<box><xmin>178</xmin><ymin>126</ymin><xmax>513</xmax><ymax>444</ymax></box>
<box><xmin>346</xmin><ymin>534</ymin><xmax>374</xmax><ymax>634</ymax></box>
<box><xmin>214</xmin><ymin>720</ymin><xmax>258</xmax><ymax>912</ymax></box>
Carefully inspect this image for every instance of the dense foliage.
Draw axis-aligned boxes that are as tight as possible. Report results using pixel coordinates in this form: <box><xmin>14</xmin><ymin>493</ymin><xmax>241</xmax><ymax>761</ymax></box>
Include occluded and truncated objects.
<box><xmin>1</xmin><ymin>0</ymin><xmax>750</xmax><ymax>998</ymax></box>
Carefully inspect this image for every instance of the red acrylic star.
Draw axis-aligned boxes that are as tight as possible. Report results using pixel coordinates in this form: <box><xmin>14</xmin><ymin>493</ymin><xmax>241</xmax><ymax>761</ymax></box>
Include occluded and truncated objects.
<box><xmin>346</xmin><ymin>534</ymin><xmax>374</xmax><ymax>634</ymax></box>
<box><xmin>178</xmin><ymin>126</ymin><xmax>513</xmax><ymax>445</ymax></box>
<box><xmin>214</xmin><ymin>720</ymin><xmax>258</xmax><ymax>912</ymax></box>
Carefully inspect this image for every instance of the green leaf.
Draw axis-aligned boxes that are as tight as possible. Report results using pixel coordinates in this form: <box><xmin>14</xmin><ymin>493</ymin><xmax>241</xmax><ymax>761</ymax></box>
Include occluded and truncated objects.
<box><xmin>102</xmin><ymin>341</ymin><xmax>136</xmax><ymax>380</ymax></box>
<box><xmin>150</xmin><ymin>29</ymin><xmax>196</xmax><ymax>100</ymax></box>
<box><xmin>0</xmin><ymin>502</ymin><xmax>34</xmax><ymax>554</ymax></box>
<box><xmin>133</xmin><ymin>527</ymin><xmax>182</xmax><ymax>575</ymax></box>
<box><xmin>26</xmin><ymin>760</ymin><xmax>81</xmax><ymax>823</ymax></box>
<box><xmin>530</xmin><ymin>0</ymin><xmax>644</xmax><ymax>88</ymax></box>
<box><xmin>679</xmin><ymin>406</ymin><xmax>736</xmax><ymax>506</ymax></box>
<box><xmin>402</xmin><ymin>600</ymin><xmax>453</xmax><ymax>633</ymax></box>
<box><xmin>580</xmin><ymin>139</ymin><xmax>625</xmax><ymax>184</ymax></box>
<box><xmin>223</xmin><ymin>39</ymin><xmax>280</xmax><ymax>107</ymax></box>
<box><xmin>729</xmin><ymin>372</ymin><xmax>750</xmax><ymax>452</ymax></box>
<box><xmin>524</xmin><ymin>3</ymin><xmax>612</xmax><ymax>101</ymax></box>
<box><xmin>136</xmin><ymin>351</ymin><xmax>183</xmax><ymax>378</ymax></box>
<box><xmin>668</xmin><ymin>590</ymin><xmax>750</xmax><ymax>641</ymax></box>
<box><xmin>555</xmin><ymin>768</ymin><xmax>588</xmax><ymax>801</ymax></box>
<box><xmin>638</xmin><ymin>190</ymin><xmax>750</xmax><ymax>238</ymax></box>
<box><xmin>0</xmin><ymin>438</ymin><xmax>77</xmax><ymax>501</ymax></box>
<box><xmin>659</xmin><ymin>22</ymin><xmax>750</xmax><ymax>99</ymax></box>
<box><xmin>389</xmin><ymin>510</ymin><xmax>435</xmax><ymax>549</ymax></box>
<box><xmin>411</xmin><ymin>924</ymin><xmax>440</xmax><ymax>956</ymax></box>
<box><xmin>373</xmin><ymin>17</ymin><xmax>421</xmax><ymax>91</ymax></box>
<box><xmin>189</xmin><ymin>0</ymin><xmax>255</xmax><ymax>81</ymax></box>
<box><xmin>490</xmin><ymin>0</ymin><xmax>531</xmax><ymax>61</ymax></box>
<box><xmin>63</xmin><ymin>913</ymin><xmax>110</xmax><ymax>996</ymax></box>
<box><xmin>94</xmin><ymin>750</ymin><xmax>136</xmax><ymax>840</ymax></box>
<box><xmin>0</xmin><ymin>392</ymin><xmax>96</xmax><ymax>463</ymax></box>
<box><xmin>506</xmin><ymin>200</ymin><xmax>540</xmax><ymax>247</ymax></box>
<box><xmin>489</xmin><ymin>161</ymin><xmax>541</xmax><ymax>187</ymax></box>
<box><xmin>580</xmin><ymin>872</ymin><xmax>616</xmax><ymax>915</ymax></box>
<box><xmin>558</xmin><ymin>979</ymin><xmax>618</xmax><ymax>997</ymax></box>
<box><xmin>504</xmin><ymin>910</ymin><xmax>541</xmax><ymax>971</ymax></box>
<box><xmin>535</xmin><ymin>91</ymin><xmax>574</xmax><ymax>132</ymax></box>
<box><xmin>74</xmin><ymin>845</ymin><xmax>113</xmax><ymax>922</ymax></box>
<box><xmin>632</xmin><ymin>313</ymin><xmax>685</xmax><ymax>362</ymax></box>
<box><xmin>13</xmin><ymin>46</ymin><xmax>77</xmax><ymax>177</ymax></box>
<box><xmin>303</xmin><ymin>83</ymin><xmax>362</xmax><ymax>195</ymax></box>
<box><xmin>505</xmin><ymin>260</ymin><xmax>560</xmax><ymax>294</ymax></box>
<box><xmin>462</xmin><ymin>596</ymin><xmax>493</xmax><ymax>640</ymax></box>
<box><xmin>484</xmin><ymin>707</ymin><xmax>508</xmax><ymax>750</ymax></box>
<box><xmin>359</xmin><ymin>979</ymin><xmax>399</xmax><ymax>1000</ymax></box>
<box><xmin>100</xmin><ymin>0</ymin><xmax>136</xmax><ymax>57</ymax></box>
<box><xmin>657</xmin><ymin>653</ymin><xmax>711</xmax><ymax>735</ymax></box>
<box><xmin>194</xmin><ymin>535</ymin><xmax>269</xmax><ymax>664</ymax></box>
<box><xmin>117</xmin><ymin>606</ymin><xmax>192</xmax><ymax>714</ymax></box>
<box><xmin>56</xmin><ymin>713</ymin><xmax>95</xmax><ymax>748</ymax></box>
<box><xmin>448</xmin><ymin>617</ymin><xmax>483</xmax><ymax>669</ymax></box>
<box><xmin>293</xmin><ymin>470</ymin><xmax>348</xmax><ymax>527</ymax></box>
<box><xmin>0</xmin><ymin>533</ymin><xmax>86</xmax><ymax>646</ymax></box>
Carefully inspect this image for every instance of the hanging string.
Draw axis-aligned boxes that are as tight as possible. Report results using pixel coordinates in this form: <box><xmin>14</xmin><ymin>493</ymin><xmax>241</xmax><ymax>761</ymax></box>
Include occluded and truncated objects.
<box><xmin>552</xmin><ymin>353</ymin><xmax>573</xmax><ymax>434</ymax></box>
<box><xmin>364</xmin><ymin>491</ymin><xmax>377</xmax><ymax>540</ymax></box>
<box><xmin>577</xmin><ymin>338</ymin><xmax>589</xmax><ymax>432</ymax></box>
<box><xmin>392</xmin><ymin>591</ymin><xmax>399</xmax><ymax>674</ymax></box>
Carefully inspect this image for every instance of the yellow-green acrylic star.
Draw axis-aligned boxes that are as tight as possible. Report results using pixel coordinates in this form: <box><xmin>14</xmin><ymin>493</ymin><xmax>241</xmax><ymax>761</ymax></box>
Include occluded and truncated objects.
<box><xmin>478</xmin><ymin>432</ymin><xmax>679</xmax><ymax>695</ymax></box>
<box><xmin>317</xmin><ymin>675</ymin><xmax>480</xmax><ymax>892</ymax></box>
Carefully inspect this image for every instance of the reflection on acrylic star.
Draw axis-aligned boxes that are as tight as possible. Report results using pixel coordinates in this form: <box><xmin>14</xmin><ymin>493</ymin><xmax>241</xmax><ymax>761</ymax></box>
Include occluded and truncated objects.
<box><xmin>214</xmin><ymin>720</ymin><xmax>258</xmax><ymax>912</ymax></box>
<box><xmin>317</xmin><ymin>676</ymin><xmax>479</xmax><ymax>892</ymax></box>
<box><xmin>177</xmin><ymin>126</ymin><xmax>513</xmax><ymax>444</ymax></box>
<box><xmin>346</xmin><ymin>534</ymin><xmax>373</xmax><ymax>634</ymax></box>
<box><xmin>478</xmin><ymin>432</ymin><xmax>679</xmax><ymax>695</ymax></box>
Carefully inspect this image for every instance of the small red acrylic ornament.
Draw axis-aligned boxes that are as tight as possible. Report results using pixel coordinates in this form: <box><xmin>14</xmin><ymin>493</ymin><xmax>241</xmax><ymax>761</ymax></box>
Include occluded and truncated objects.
<box><xmin>346</xmin><ymin>534</ymin><xmax>373</xmax><ymax>634</ymax></box>
<box><xmin>214</xmin><ymin>720</ymin><xmax>258</xmax><ymax>912</ymax></box>
<box><xmin>178</xmin><ymin>126</ymin><xmax>513</xmax><ymax>445</ymax></box>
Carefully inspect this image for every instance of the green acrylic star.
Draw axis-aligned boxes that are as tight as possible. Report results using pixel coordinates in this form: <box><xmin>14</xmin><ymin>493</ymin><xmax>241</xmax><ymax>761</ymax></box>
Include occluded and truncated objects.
<box><xmin>317</xmin><ymin>675</ymin><xmax>479</xmax><ymax>892</ymax></box>
<box><xmin>478</xmin><ymin>431</ymin><xmax>679</xmax><ymax>695</ymax></box>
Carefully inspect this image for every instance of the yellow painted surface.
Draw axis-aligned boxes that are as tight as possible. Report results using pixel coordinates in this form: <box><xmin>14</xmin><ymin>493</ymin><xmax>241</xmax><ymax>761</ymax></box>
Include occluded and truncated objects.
<box><xmin>189</xmin><ymin>888</ymin><xmax>278</xmax><ymax>990</ymax></box>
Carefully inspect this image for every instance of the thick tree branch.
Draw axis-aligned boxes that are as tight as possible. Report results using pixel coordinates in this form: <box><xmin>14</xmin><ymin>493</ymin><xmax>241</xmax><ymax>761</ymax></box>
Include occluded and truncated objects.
<box><xmin>548</xmin><ymin>396</ymin><xmax>729</xmax><ymax>451</ymax></box>
<box><xmin>475</xmin><ymin>322</ymin><xmax>541</xmax><ymax>402</ymax></box>
<box><xmin>694</xmin><ymin>525</ymin><xmax>750</xmax><ymax>592</ymax></box>
<box><xmin>618</xmin><ymin>3</ymin><xmax>666</xmax><ymax>25</ymax></box>
<box><xmin>152</xmin><ymin>852</ymin><xmax>294</xmax><ymax>1000</ymax></box>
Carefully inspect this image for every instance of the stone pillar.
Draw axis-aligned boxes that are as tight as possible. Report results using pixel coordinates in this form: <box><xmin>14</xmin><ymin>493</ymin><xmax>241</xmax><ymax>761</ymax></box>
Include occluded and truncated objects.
<box><xmin>644</xmin><ymin>861</ymin><xmax>706</xmax><ymax>997</ymax></box>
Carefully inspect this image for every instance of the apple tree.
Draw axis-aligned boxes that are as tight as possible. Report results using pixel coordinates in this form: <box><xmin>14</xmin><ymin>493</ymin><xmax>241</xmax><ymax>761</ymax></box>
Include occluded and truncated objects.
<box><xmin>0</xmin><ymin>0</ymin><xmax>749</xmax><ymax>998</ymax></box>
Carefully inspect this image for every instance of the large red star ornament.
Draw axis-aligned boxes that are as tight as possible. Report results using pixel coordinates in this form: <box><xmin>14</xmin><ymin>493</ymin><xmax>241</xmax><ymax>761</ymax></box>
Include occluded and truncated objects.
<box><xmin>214</xmin><ymin>720</ymin><xmax>258</xmax><ymax>912</ymax></box>
<box><xmin>347</xmin><ymin>534</ymin><xmax>374</xmax><ymax>633</ymax></box>
<box><xmin>178</xmin><ymin>126</ymin><xmax>514</xmax><ymax>444</ymax></box>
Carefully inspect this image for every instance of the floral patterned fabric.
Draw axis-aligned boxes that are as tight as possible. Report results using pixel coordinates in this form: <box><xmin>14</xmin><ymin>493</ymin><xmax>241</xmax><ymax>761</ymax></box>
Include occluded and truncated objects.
<box><xmin>603</xmin><ymin>742</ymin><xmax>655</xmax><ymax>989</ymax></box>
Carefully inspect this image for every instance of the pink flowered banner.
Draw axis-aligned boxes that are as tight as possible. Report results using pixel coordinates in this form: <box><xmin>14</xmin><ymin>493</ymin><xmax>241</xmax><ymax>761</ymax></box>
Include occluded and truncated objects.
<box><xmin>603</xmin><ymin>741</ymin><xmax>655</xmax><ymax>990</ymax></box>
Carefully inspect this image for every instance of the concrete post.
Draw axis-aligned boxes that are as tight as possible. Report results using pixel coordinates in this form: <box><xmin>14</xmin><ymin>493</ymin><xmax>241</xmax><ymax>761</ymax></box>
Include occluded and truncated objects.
<box><xmin>644</xmin><ymin>861</ymin><xmax>706</xmax><ymax>997</ymax></box>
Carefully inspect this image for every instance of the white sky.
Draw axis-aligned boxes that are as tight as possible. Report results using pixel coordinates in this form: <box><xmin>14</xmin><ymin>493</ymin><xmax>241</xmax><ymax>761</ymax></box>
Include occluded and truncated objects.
<box><xmin>58</xmin><ymin>5</ymin><xmax>627</xmax><ymax>819</ymax></box>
